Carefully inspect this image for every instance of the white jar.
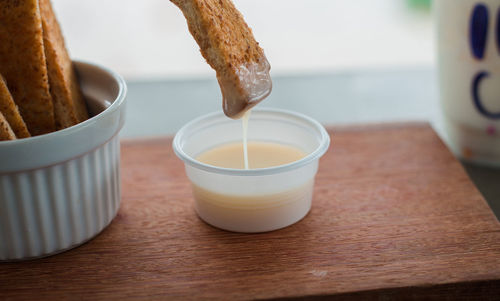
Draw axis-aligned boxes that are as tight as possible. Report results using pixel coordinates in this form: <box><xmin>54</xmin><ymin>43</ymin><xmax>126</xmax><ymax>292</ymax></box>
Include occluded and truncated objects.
<box><xmin>436</xmin><ymin>0</ymin><xmax>500</xmax><ymax>166</ymax></box>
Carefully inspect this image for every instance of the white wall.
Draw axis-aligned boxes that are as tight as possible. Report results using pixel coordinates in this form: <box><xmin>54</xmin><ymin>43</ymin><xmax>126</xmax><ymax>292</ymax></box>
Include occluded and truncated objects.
<box><xmin>52</xmin><ymin>0</ymin><xmax>434</xmax><ymax>80</ymax></box>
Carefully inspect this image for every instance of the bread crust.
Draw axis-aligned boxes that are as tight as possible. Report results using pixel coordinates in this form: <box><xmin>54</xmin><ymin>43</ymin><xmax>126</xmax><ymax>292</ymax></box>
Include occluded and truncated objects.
<box><xmin>0</xmin><ymin>75</ymin><xmax>30</xmax><ymax>138</ymax></box>
<box><xmin>0</xmin><ymin>0</ymin><xmax>55</xmax><ymax>135</ymax></box>
<box><xmin>0</xmin><ymin>111</ymin><xmax>16</xmax><ymax>141</ymax></box>
<box><xmin>40</xmin><ymin>0</ymin><xmax>88</xmax><ymax>129</ymax></box>
<box><xmin>171</xmin><ymin>0</ymin><xmax>264</xmax><ymax>73</ymax></box>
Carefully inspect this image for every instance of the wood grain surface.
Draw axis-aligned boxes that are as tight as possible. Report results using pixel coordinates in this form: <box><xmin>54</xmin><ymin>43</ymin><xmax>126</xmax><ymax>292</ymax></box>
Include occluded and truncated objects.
<box><xmin>1</xmin><ymin>123</ymin><xmax>500</xmax><ymax>300</ymax></box>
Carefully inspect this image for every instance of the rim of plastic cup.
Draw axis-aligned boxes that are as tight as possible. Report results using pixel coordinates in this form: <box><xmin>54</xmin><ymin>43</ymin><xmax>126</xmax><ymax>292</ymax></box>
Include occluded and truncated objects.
<box><xmin>173</xmin><ymin>108</ymin><xmax>331</xmax><ymax>176</ymax></box>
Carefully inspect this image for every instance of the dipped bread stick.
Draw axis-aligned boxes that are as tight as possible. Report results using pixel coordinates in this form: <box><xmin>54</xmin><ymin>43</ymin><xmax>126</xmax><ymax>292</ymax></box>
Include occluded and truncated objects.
<box><xmin>171</xmin><ymin>0</ymin><xmax>272</xmax><ymax>118</ymax></box>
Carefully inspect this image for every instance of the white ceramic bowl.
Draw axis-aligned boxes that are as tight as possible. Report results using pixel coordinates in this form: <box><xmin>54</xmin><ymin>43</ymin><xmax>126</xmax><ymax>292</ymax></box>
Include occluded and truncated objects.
<box><xmin>173</xmin><ymin>109</ymin><xmax>330</xmax><ymax>233</ymax></box>
<box><xmin>0</xmin><ymin>61</ymin><xmax>126</xmax><ymax>261</ymax></box>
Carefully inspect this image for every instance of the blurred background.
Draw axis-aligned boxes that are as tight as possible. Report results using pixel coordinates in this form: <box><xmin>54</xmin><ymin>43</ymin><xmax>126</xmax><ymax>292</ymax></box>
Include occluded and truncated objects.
<box><xmin>50</xmin><ymin>0</ymin><xmax>441</xmax><ymax>145</ymax></box>
<box><xmin>50</xmin><ymin>0</ymin><xmax>500</xmax><ymax>216</ymax></box>
<box><xmin>52</xmin><ymin>0</ymin><xmax>433</xmax><ymax>80</ymax></box>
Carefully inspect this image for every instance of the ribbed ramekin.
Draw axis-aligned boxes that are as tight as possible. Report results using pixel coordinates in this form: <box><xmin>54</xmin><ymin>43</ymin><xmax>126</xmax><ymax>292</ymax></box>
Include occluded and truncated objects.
<box><xmin>0</xmin><ymin>61</ymin><xmax>126</xmax><ymax>261</ymax></box>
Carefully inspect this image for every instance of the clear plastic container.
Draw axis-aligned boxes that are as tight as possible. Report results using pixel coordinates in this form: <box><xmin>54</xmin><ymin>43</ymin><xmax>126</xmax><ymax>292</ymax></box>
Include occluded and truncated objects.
<box><xmin>173</xmin><ymin>108</ymin><xmax>330</xmax><ymax>233</ymax></box>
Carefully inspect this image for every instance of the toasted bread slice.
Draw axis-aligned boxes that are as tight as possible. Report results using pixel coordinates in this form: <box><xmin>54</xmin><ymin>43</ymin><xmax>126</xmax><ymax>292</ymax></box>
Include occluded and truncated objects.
<box><xmin>0</xmin><ymin>111</ymin><xmax>16</xmax><ymax>141</ymax></box>
<box><xmin>40</xmin><ymin>0</ymin><xmax>89</xmax><ymax>130</ymax></box>
<box><xmin>0</xmin><ymin>0</ymin><xmax>55</xmax><ymax>135</ymax></box>
<box><xmin>171</xmin><ymin>0</ymin><xmax>272</xmax><ymax>118</ymax></box>
<box><xmin>0</xmin><ymin>75</ymin><xmax>30</xmax><ymax>138</ymax></box>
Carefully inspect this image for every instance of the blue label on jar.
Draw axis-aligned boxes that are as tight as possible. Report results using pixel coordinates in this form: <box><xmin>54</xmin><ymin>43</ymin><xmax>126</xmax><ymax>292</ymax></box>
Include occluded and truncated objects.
<box><xmin>469</xmin><ymin>3</ymin><xmax>500</xmax><ymax>119</ymax></box>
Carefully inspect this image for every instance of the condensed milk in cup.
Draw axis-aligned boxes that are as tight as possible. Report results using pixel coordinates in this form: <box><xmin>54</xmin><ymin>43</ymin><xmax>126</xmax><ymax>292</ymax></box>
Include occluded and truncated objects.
<box><xmin>173</xmin><ymin>108</ymin><xmax>330</xmax><ymax>233</ymax></box>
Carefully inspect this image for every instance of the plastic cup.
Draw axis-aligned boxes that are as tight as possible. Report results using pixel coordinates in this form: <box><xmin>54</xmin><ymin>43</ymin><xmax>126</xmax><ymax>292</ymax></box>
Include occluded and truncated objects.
<box><xmin>173</xmin><ymin>108</ymin><xmax>330</xmax><ymax>233</ymax></box>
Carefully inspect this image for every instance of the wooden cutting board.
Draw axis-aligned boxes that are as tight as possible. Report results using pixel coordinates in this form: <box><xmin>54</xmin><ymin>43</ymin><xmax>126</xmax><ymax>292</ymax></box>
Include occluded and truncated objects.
<box><xmin>1</xmin><ymin>123</ymin><xmax>500</xmax><ymax>300</ymax></box>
